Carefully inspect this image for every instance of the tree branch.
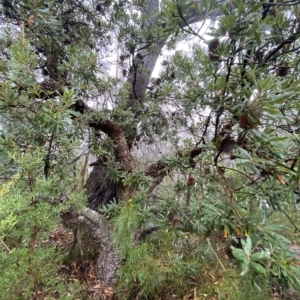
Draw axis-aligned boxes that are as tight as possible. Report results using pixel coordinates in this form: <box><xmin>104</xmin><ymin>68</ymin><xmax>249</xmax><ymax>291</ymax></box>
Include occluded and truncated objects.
<box><xmin>72</xmin><ymin>100</ymin><xmax>133</xmax><ymax>171</ymax></box>
<box><xmin>264</xmin><ymin>25</ymin><xmax>300</xmax><ymax>63</ymax></box>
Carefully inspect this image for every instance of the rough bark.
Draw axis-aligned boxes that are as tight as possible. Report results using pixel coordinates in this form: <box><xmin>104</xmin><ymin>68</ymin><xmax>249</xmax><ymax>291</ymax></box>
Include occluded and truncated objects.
<box><xmin>62</xmin><ymin>208</ymin><xmax>120</xmax><ymax>286</ymax></box>
<box><xmin>84</xmin><ymin>1</ymin><xmax>218</xmax><ymax>211</ymax></box>
<box><xmin>70</xmin><ymin>2</ymin><xmax>222</xmax><ymax>287</ymax></box>
<box><xmin>86</xmin><ymin>165</ymin><xmax>118</xmax><ymax>211</ymax></box>
<box><xmin>73</xmin><ymin>103</ymin><xmax>135</xmax><ymax>210</ymax></box>
<box><xmin>2</xmin><ymin>0</ymin><xmax>222</xmax><ymax>288</ymax></box>
<box><xmin>126</xmin><ymin>0</ymin><xmax>161</xmax><ymax>106</ymax></box>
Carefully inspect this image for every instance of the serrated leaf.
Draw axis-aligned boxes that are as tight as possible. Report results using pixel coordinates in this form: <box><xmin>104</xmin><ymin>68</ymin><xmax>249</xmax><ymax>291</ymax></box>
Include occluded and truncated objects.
<box><xmin>243</xmin><ymin>236</ymin><xmax>252</xmax><ymax>254</ymax></box>
<box><xmin>222</xmin><ymin>15</ymin><xmax>235</xmax><ymax>30</ymax></box>
<box><xmin>251</xmin><ymin>250</ymin><xmax>271</xmax><ymax>262</ymax></box>
<box><xmin>241</xmin><ymin>262</ymin><xmax>249</xmax><ymax>275</ymax></box>
<box><xmin>264</xmin><ymin>224</ymin><xmax>288</xmax><ymax>232</ymax></box>
<box><xmin>250</xmin><ymin>261</ymin><xmax>266</xmax><ymax>274</ymax></box>
<box><xmin>230</xmin><ymin>246</ymin><xmax>248</xmax><ymax>262</ymax></box>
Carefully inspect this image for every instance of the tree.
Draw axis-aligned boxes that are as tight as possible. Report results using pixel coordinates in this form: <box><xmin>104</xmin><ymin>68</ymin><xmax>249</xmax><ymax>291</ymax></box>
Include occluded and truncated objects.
<box><xmin>1</xmin><ymin>0</ymin><xmax>300</xmax><ymax>297</ymax></box>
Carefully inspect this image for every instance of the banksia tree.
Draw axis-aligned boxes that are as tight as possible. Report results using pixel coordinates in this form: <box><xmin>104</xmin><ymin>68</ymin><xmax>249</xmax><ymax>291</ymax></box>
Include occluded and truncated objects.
<box><xmin>0</xmin><ymin>0</ymin><xmax>300</xmax><ymax>298</ymax></box>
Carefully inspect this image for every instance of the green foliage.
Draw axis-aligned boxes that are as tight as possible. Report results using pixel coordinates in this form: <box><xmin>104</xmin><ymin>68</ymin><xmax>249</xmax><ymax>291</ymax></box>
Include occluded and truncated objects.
<box><xmin>112</xmin><ymin>197</ymin><xmax>204</xmax><ymax>299</ymax></box>
<box><xmin>0</xmin><ymin>151</ymin><xmax>87</xmax><ymax>298</ymax></box>
<box><xmin>0</xmin><ymin>34</ymin><xmax>87</xmax><ymax>298</ymax></box>
<box><xmin>215</xmin><ymin>270</ymin><xmax>273</xmax><ymax>300</ymax></box>
<box><xmin>1</xmin><ymin>0</ymin><xmax>300</xmax><ymax>298</ymax></box>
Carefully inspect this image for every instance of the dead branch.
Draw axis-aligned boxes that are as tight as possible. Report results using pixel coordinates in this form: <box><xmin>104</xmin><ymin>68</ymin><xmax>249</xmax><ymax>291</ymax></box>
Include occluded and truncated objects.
<box><xmin>134</xmin><ymin>226</ymin><xmax>161</xmax><ymax>241</ymax></box>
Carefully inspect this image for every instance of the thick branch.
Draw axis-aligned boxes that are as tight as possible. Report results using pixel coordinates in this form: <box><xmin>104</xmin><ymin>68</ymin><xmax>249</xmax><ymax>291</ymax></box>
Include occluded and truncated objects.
<box><xmin>72</xmin><ymin>100</ymin><xmax>133</xmax><ymax>171</ymax></box>
<box><xmin>134</xmin><ymin>226</ymin><xmax>161</xmax><ymax>241</ymax></box>
<box><xmin>264</xmin><ymin>1</ymin><xmax>300</xmax><ymax>6</ymax></box>
<box><xmin>90</xmin><ymin>119</ymin><xmax>133</xmax><ymax>171</ymax></box>
<box><xmin>264</xmin><ymin>24</ymin><xmax>300</xmax><ymax>63</ymax></box>
<box><xmin>126</xmin><ymin>0</ymin><xmax>221</xmax><ymax>107</ymax></box>
<box><xmin>145</xmin><ymin>160</ymin><xmax>171</xmax><ymax>193</ymax></box>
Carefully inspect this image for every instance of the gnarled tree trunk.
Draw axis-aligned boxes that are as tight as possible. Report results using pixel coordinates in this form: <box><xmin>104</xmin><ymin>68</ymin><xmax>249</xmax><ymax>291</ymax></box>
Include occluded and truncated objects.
<box><xmin>62</xmin><ymin>208</ymin><xmax>121</xmax><ymax>286</ymax></box>
<box><xmin>80</xmin><ymin>2</ymin><xmax>220</xmax><ymax>286</ymax></box>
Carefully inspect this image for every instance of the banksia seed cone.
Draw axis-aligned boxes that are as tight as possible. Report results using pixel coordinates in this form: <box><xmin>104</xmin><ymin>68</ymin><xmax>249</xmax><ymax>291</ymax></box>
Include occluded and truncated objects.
<box><xmin>254</xmin><ymin>51</ymin><xmax>264</xmax><ymax>63</ymax></box>
<box><xmin>177</xmin><ymin>151</ymin><xmax>184</xmax><ymax>158</ymax></box>
<box><xmin>28</xmin><ymin>14</ymin><xmax>35</xmax><ymax>26</ymax></box>
<box><xmin>172</xmin><ymin>217</ymin><xmax>180</xmax><ymax>229</ymax></box>
<box><xmin>219</xmin><ymin>134</ymin><xmax>237</xmax><ymax>153</ymax></box>
<box><xmin>278</xmin><ymin>63</ymin><xmax>289</xmax><ymax>77</ymax></box>
<box><xmin>269</xmin><ymin>9</ymin><xmax>276</xmax><ymax>18</ymax></box>
<box><xmin>208</xmin><ymin>39</ymin><xmax>220</xmax><ymax>61</ymax></box>
<box><xmin>187</xmin><ymin>176</ymin><xmax>195</xmax><ymax>186</ymax></box>
<box><xmin>239</xmin><ymin>102</ymin><xmax>261</xmax><ymax>129</ymax></box>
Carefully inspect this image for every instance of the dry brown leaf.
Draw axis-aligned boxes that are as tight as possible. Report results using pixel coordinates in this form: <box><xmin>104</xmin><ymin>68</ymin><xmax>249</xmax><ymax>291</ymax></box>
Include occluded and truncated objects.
<box><xmin>276</xmin><ymin>173</ymin><xmax>286</xmax><ymax>185</ymax></box>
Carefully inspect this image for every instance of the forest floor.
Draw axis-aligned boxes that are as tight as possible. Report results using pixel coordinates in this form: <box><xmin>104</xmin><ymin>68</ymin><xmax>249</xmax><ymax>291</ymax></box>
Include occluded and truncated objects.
<box><xmin>290</xmin><ymin>244</ymin><xmax>300</xmax><ymax>260</ymax></box>
<box><xmin>46</xmin><ymin>224</ymin><xmax>300</xmax><ymax>300</ymax></box>
<box><xmin>47</xmin><ymin>224</ymin><xmax>115</xmax><ymax>299</ymax></box>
